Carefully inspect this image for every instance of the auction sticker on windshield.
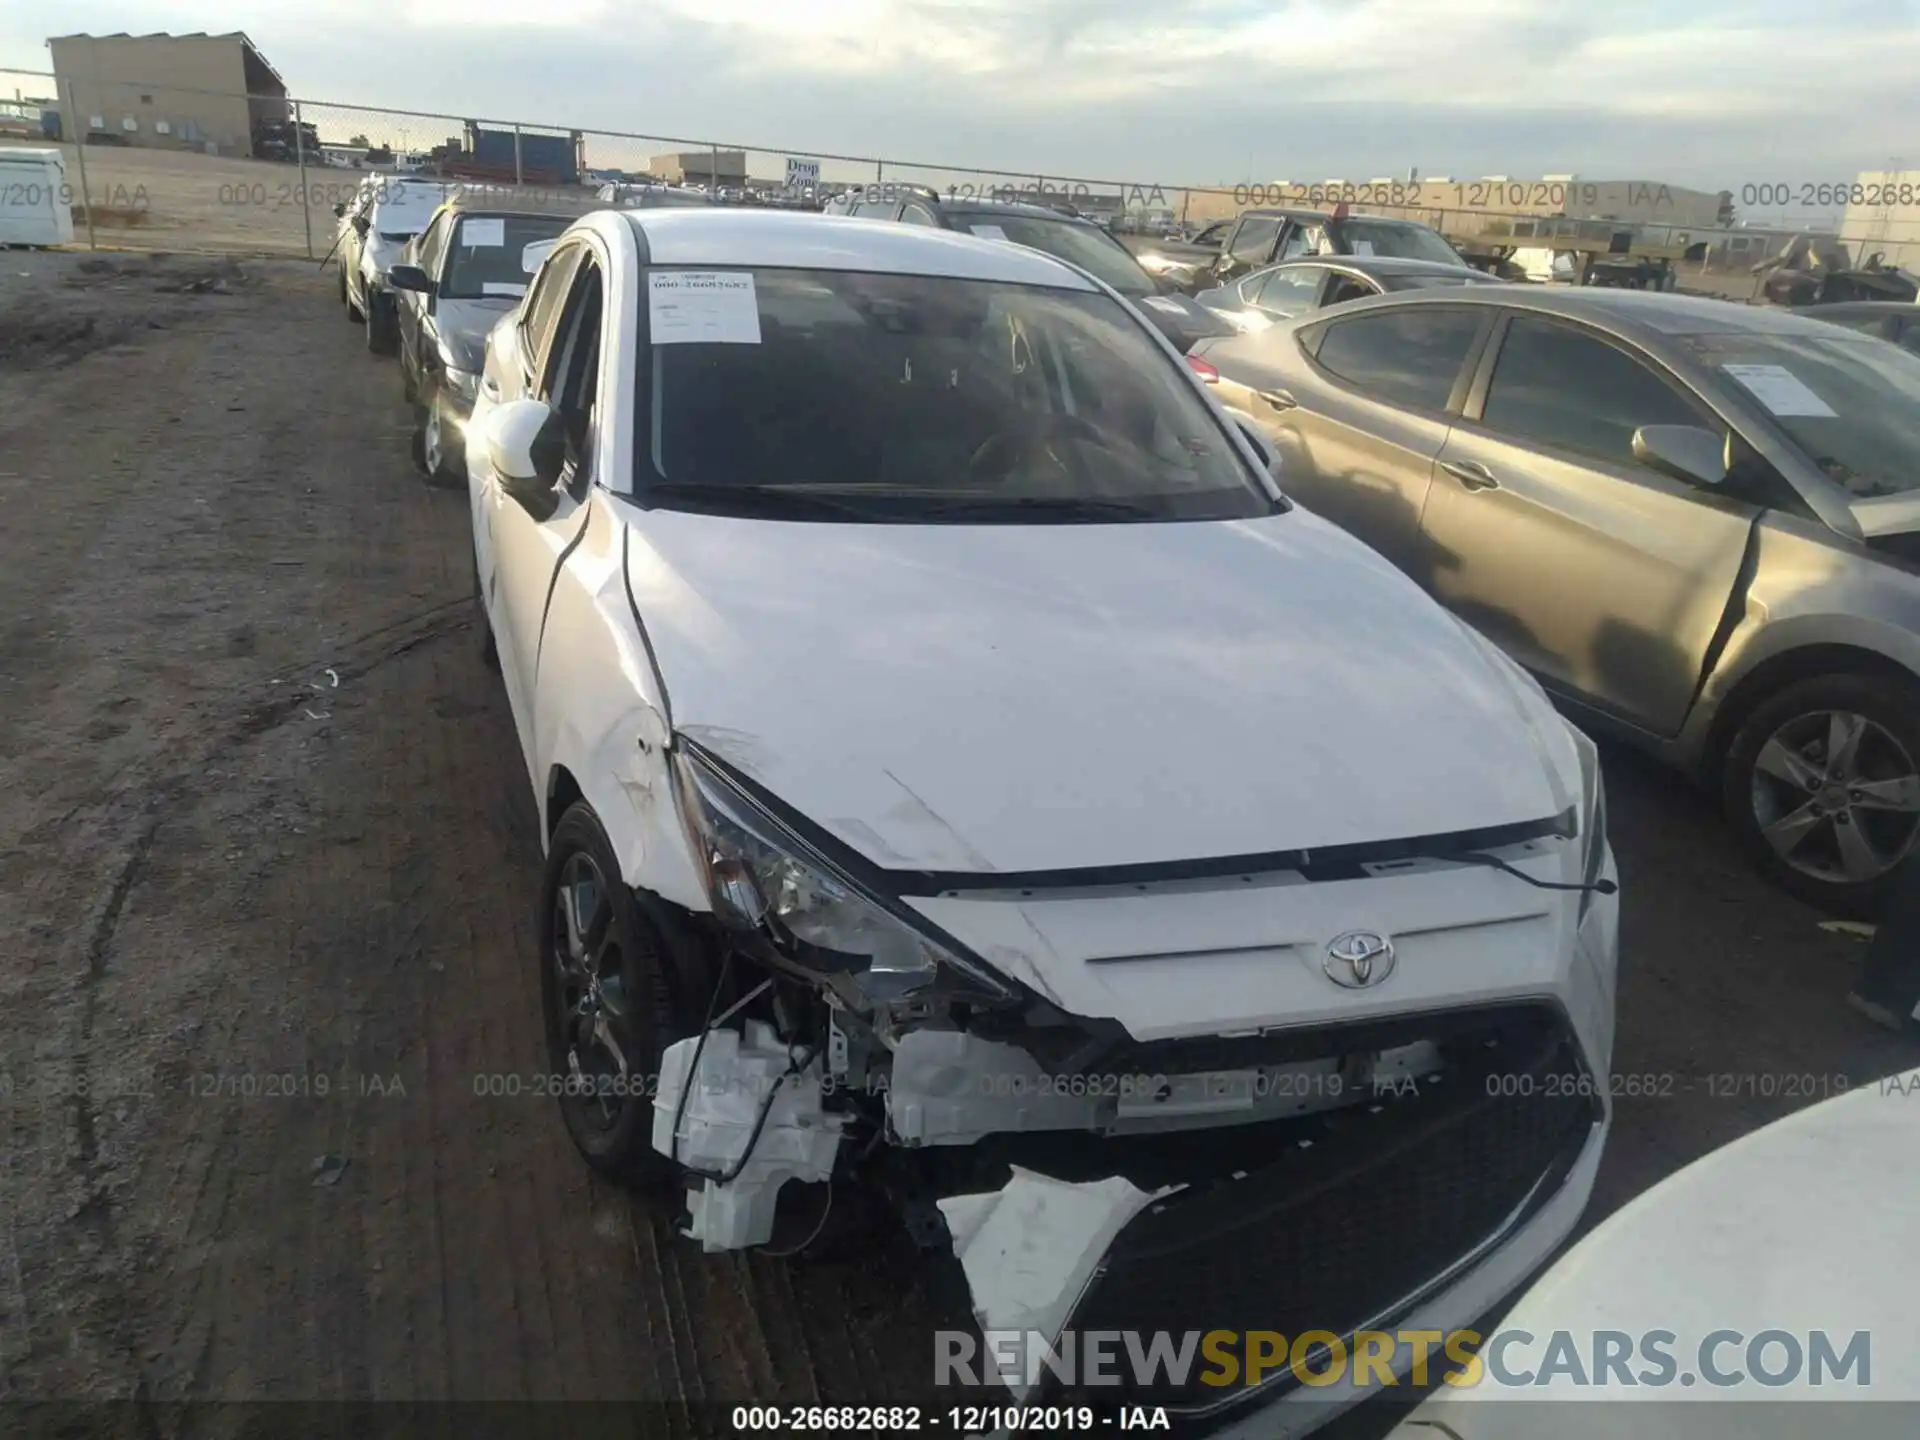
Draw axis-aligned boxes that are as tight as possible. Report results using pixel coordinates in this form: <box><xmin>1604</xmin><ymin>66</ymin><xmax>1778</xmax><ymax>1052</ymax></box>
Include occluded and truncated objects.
<box><xmin>462</xmin><ymin>217</ymin><xmax>505</xmax><ymax>247</ymax></box>
<box><xmin>648</xmin><ymin>271</ymin><xmax>762</xmax><ymax>345</ymax></box>
<box><xmin>1721</xmin><ymin>363</ymin><xmax>1838</xmax><ymax>417</ymax></box>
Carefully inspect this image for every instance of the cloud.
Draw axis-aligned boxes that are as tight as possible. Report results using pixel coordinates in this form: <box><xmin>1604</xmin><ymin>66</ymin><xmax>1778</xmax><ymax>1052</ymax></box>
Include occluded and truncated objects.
<box><xmin>4</xmin><ymin>0</ymin><xmax>1916</xmax><ymax>189</ymax></box>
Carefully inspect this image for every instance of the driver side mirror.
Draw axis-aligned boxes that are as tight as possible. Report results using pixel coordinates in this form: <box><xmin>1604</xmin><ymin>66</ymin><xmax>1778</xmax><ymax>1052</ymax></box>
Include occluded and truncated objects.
<box><xmin>388</xmin><ymin>263</ymin><xmax>433</xmax><ymax>294</ymax></box>
<box><xmin>333</xmin><ymin>202</ymin><xmax>345</xmax><ymax>218</ymax></box>
<box><xmin>1632</xmin><ymin>424</ymin><xmax>1727</xmax><ymax>487</ymax></box>
<box><xmin>351</xmin><ymin>215</ymin><xmax>370</xmax><ymax>236</ymax></box>
<box><xmin>481</xmin><ymin>398</ymin><xmax>568</xmax><ymax>517</ymax></box>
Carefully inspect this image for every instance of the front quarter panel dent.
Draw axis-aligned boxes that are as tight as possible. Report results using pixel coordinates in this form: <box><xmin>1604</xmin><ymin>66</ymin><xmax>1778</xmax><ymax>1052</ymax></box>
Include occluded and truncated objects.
<box><xmin>534</xmin><ymin>512</ymin><xmax>709</xmax><ymax>912</ymax></box>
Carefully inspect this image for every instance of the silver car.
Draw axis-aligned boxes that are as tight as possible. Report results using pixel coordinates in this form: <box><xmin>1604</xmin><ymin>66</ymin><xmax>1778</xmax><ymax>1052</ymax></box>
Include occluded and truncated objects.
<box><xmin>1192</xmin><ymin>287</ymin><xmax>1920</xmax><ymax>914</ymax></box>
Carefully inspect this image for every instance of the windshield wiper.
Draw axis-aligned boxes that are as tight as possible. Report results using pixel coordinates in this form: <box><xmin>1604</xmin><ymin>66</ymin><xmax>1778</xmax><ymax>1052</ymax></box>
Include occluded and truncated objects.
<box><xmin>911</xmin><ymin>495</ymin><xmax>1163</xmax><ymax>521</ymax></box>
<box><xmin>636</xmin><ymin>483</ymin><xmax>887</xmax><ymax>519</ymax></box>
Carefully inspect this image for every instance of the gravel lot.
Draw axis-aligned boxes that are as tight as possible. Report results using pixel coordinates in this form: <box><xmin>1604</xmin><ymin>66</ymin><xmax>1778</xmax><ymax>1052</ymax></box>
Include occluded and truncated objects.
<box><xmin>1</xmin><ymin>251</ymin><xmax>1915</xmax><ymax>1434</ymax></box>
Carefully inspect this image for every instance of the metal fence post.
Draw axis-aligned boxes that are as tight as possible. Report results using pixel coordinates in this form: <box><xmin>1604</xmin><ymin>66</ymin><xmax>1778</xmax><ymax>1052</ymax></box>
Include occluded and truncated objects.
<box><xmin>62</xmin><ymin>78</ymin><xmax>97</xmax><ymax>250</ymax></box>
<box><xmin>292</xmin><ymin>98</ymin><xmax>314</xmax><ymax>258</ymax></box>
<box><xmin>513</xmin><ymin>123</ymin><xmax>524</xmax><ymax>185</ymax></box>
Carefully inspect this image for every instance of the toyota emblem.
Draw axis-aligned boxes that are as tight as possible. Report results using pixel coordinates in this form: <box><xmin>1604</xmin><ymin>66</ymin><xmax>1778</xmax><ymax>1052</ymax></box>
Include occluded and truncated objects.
<box><xmin>1324</xmin><ymin>931</ymin><xmax>1396</xmax><ymax>988</ymax></box>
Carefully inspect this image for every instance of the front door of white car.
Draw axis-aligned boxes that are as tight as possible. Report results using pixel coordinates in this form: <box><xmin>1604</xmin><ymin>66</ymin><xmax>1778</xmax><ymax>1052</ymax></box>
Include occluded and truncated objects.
<box><xmin>471</xmin><ymin>238</ymin><xmax>605</xmax><ymax>781</ymax></box>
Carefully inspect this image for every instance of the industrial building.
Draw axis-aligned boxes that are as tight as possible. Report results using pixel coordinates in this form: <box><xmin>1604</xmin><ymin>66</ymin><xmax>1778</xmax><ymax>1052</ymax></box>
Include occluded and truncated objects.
<box><xmin>47</xmin><ymin>31</ymin><xmax>290</xmax><ymax>158</ymax></box>
<box><xmin>649</xmin><ymin>149</ymin><xmax>748</xmax><ymax>188</ymax></box>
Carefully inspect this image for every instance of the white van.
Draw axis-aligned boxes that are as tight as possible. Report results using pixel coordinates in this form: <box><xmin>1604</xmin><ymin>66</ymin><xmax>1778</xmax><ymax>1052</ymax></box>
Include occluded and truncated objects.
<box><xmin>0</xmin><ymin>148</ymin><xmax>76</xmax><ymax>247</ymax></box>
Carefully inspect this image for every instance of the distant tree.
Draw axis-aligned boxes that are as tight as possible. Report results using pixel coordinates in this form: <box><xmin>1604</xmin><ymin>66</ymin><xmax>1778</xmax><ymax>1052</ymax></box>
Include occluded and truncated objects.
<box><xmin>348</xmin><ymin>133</ymin><xmax>370</xmax><ymax>148</ymax></box>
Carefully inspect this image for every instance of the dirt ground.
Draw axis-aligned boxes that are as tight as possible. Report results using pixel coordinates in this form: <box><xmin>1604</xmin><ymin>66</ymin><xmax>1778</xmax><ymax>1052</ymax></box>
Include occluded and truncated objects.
<box><xmin>0</xmin><ymin>252</ymin><xmax>1915</xmax><ymax>1436</ymax></box>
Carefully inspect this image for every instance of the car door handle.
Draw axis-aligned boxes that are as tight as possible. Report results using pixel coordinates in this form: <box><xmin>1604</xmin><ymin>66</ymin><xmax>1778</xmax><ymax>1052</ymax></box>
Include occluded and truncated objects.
<box><xmin>1256</xmin><ymin>388</ymin><xmax>1298</xmax><ymax>411</ymax></box>
<box><xmin>481</xmin><ymin>376</ymin><xmax>501</xmax><ymax>399</ymax></box>
<box><xmin>1440</xmin><ymin>459</ymin><xmax>1500</xmax><ymax>491</ymax></box>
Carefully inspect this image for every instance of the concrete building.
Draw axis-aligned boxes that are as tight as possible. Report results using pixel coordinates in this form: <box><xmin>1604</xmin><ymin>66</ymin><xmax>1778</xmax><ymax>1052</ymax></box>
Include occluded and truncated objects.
<box><xmin>649</xmin><ymin>149</ymin><xmax>748</xmax><ymax>188</ymax></box>
<box><xmin>1839</xmin><ymin>170</ymin><xmax>1920</xmax><ymax>270</ymax></box>
<box><xmin>48</xmin><ymin>32</ymin><xmax>288</xmax><ymax>158</ymax></box>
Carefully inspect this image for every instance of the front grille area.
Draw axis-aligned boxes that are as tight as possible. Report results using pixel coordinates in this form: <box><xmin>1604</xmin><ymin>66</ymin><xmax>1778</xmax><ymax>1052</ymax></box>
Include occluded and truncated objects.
<box><xmin>1047</xmin><ymin>1005</ymin><xmax>1595</xmax><ymax>1418</ymax></box>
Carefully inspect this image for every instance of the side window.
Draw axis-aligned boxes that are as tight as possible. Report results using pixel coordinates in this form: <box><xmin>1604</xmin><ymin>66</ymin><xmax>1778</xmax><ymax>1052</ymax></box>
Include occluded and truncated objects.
<box><xmin>1479</xmin><ymin>317</ymin><xmax>1715</xmax><ymax>468</ymax></box>
<box><xmin>1251</xmin><ymin>267</ymin><xmax>1324</xmax><ymax>317</ymax></box>
<box><xmin>519</xmin><ymin>244</ymin><xmax>585</xmax><ymax>378</ymax></box>
<box><xmin>1311</xmin><ymin>308</ymin><xmax>1483</xmax><ymax>411</ymax></box>
<box><xmin>1278</xmin><ymin>226</ymin><xmax>1313</xmax><ymax>261</ymax></box>
<box><xmin>539</xmin><ymin>258</ymin><xmax>605</xmax><ymax>473</ymax></box>
<box><xmin>854</xmin><ymin>200</ymin><xmax>898</xmax><ymax>219</ymax></box>
<box><xmin>899</xmin><ymin>202</ymin><xmax>939</xmax><ymax>226</ymax></box>
<box><xmin>1322</xmin><ymin>273</ymin><xmax>1379</xmax><ymax>308</ymax></box>
<box><xmin>1228</xmin><ymin>216</ymin><xmax>1281</xmax><ymax>264</ymax></box>
<box><xmin>415</xmin><ymin>213</ymin><xmax>450</xmax><ymax>275</ymax></box>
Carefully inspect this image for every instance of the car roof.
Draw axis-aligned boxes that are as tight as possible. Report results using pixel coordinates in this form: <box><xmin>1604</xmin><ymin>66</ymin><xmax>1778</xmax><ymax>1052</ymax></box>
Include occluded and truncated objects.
<box><xmin>1272</xmin><ymin>255</ymin><xmax>1481</xmax><ymax>278</ymax></box>
<box><xmin>618</xmin><ymin>209</ymin><xmax>1100</xmax><ymax>289</ymax></box>
<box><xmin>1350</xmin><ymin>285</ymin><xmax>1855</xmax><ymax>338</ymax></box>
<box><xmin>940</xmin><ymin>197</ymin><xmax>1093</xmax><ymax>223</ymax></box>
<box><xmin>1239</xmin><ymin>207</ymin><xmax>1334</xmax><ymax>222</ymax></box>
<box><xmin>434</xmin><ymin>189</ymin><xmax>603</xmax><ymax>221</ymax></box>
<box><xmin>1803</xmin><ymin>301</ymin><xmax>1920</xmax><ymax>318</ymax></box>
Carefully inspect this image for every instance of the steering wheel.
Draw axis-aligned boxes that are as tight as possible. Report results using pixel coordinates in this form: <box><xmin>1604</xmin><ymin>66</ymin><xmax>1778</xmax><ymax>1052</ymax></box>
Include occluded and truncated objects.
<box><xmin>967</xmin><ymin>412</ymin><xmax>1104</xmax><ymax>482</ymax></box>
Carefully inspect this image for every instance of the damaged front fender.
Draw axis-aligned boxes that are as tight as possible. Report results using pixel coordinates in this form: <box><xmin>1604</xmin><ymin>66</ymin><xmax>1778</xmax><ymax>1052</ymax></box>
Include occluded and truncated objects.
<box><xmin>531</xmin><ymin>509</ymin><xmax>708</xmax><ymax>911</ymax></box>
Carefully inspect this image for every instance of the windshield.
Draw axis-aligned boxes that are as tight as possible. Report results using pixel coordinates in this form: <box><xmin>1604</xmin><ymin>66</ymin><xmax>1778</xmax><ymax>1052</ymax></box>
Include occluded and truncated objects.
<box><xmin>440</xmin><ymin>213</ymin><xmax>575</xmax><ymax>299</ymax></box>
<box><xmin>951</xmin><ymin>212</ymin><xmax>1154</xmax><ymax>297</ymax></box>
<box><xmin>634</xmin><ymin>267</ymin><xmax>1271</xmax><ymax>523</ymax></box>
<box><xmin>371</xmin><ymin>189</ymin><xmax>452</xmax><ymax>241</ymax></box>
<box><xmin>1684</xmin><ymin>332</ymin><xmax>1920</xmax><ymax>499</ymax></box>
<box><xmin>1335</xmin><ymin>218</ymin><xmax>1463</xmax><ymax>265</ymax></box>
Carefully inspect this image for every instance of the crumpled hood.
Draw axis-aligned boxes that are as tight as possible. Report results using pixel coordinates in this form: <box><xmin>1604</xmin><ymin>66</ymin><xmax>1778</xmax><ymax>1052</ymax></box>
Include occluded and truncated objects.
<box><xmin>626</xmin><ymin>506</ymin><xmax>1573</xmax><ymax>874</ymax></box>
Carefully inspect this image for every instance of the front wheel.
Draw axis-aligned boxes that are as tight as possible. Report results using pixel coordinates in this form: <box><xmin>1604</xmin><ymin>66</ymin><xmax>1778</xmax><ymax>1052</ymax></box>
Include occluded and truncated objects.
<box><xmin>1723</xmin><ymin>672</ymin><xmax>1920</xmax><ymax>916</ymax></box>
<box><xmin>411</xmin><ymin>392</ymin><xmax>463</xmax><ymax>488</ymax></box>
<box><xmin>539</xmin><ymin>803</ymin><xmax>691</xmax><ymax>1181</ymax></box>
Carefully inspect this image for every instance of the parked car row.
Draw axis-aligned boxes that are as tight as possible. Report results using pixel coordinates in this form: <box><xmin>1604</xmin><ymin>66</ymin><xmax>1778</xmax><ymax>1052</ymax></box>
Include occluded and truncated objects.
<box><xmin>336</xmin><ymin>195</ymin><xmax>1916</xmax><ymax>1435</ymax></box>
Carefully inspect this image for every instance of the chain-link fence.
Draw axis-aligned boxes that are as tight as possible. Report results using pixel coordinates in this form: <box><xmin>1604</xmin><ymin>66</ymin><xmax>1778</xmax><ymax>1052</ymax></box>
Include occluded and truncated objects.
<box><xmin>4</xmin><ymin>65</ymin><xmax>1917</xmax><ymax>285</ymax></box>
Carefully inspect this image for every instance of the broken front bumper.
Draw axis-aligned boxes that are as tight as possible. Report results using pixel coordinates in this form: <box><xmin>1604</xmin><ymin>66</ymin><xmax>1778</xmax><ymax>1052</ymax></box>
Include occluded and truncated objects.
<box><xmin>942</xmin><ymin>1002</ymin><xmax>1604</xmax><ymax>1435</ymax></box>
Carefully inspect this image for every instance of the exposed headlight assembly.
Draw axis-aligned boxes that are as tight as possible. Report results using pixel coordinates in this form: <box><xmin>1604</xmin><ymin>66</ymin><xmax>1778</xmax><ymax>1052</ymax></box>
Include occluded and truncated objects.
<box><xmin>671</xmin><ymin>743</ymin><xmax>1017</xmax><ymax>1010</ymax></box>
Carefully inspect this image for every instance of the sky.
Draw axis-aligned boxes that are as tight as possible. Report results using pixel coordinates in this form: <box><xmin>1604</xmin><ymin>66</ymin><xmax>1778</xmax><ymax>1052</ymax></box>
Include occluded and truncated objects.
<box><xmin>9</xmin><ymin>0</ymin><xmax>1920</xmax><ymax>213</ymax></box>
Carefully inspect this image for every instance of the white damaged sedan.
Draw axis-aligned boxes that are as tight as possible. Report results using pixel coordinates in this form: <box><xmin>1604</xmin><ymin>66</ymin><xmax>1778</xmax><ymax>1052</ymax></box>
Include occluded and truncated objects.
<box><xmin>465</xmin><ymin>208</ymin><xmax>1621</xmax><ymax>1434</ymax></box>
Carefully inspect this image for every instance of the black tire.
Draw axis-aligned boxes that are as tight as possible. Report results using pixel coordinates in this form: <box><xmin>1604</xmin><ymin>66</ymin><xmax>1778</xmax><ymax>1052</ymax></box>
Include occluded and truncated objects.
<box><xmin>365</xmin><ymin>291</ymin><xmax>398</xmax><ymax>355</ymax></box>
<box><xmin>538</xmin><ymin>802</ymin><xmax>691</xmax><ymax>1181</ymax></box>
<box><xmin>1722</xmin><ymin>671</ymin><xmax>1920</xmax><ymax>918</ymax></box>
<box><xmin>471</xmin><ymin>542</ymin><xmax>499</xmax><ymax>671</ymax></box>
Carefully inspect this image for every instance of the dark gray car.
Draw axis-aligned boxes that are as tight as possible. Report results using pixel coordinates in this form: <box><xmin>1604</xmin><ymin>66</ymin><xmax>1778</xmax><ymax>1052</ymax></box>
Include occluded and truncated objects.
<box><xmin>1193</xmin><ymin>288</ymin><xmax>1920</xmax><ymax>914</ymax></box>
<box><xmin>387</xmin><ymin>193</ymin><xmax>602</xmax><ymax>484</ymax></box>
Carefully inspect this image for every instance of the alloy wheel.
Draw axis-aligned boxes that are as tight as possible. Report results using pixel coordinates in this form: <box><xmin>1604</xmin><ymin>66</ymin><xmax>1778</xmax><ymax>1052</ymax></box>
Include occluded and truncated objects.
<box><xmin>1750</xmin><ymin>709</ymin><xmax>1920</xmax><ymax>885</ymax></box>
<box><xmin>548</xmin><ymin>850</ymin><xmax>635</xmax><ymax>1131</ymax></box>
<box><xmin>423</xmin><ymin>401</ymin><xmax>445</xmax><ymax>477</ymax></box>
